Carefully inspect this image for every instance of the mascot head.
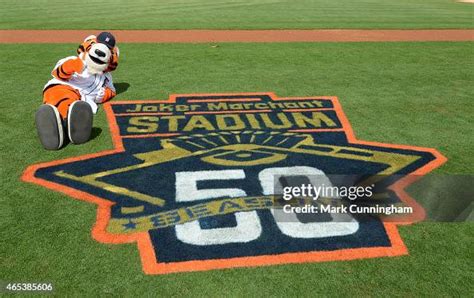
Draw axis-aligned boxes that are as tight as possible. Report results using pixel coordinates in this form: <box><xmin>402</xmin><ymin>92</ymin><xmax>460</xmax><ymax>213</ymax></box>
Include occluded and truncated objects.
<box><xmin>85</xmin><ymin>43</ymin><xmax>111</xmax><ymax>74</ymax></box>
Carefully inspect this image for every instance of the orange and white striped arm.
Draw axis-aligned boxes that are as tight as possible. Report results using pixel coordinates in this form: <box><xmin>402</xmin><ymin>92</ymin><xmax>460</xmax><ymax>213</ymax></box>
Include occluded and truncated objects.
<box><xmin>100</xmin><ymin>87</ymin><xmax>116</xmax><ymax>103</ymax></box>
<box><xmin>51</xmin><ymin>57</ymin><xmax>84</xmax><ymax>81</ymax></box>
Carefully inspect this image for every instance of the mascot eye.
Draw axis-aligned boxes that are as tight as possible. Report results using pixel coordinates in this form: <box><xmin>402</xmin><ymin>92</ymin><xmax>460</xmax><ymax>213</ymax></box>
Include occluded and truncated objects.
<box><xmin>94</xmin><ymin>49</ymin><xmax>106</xmax><ymax>57</ymax></box>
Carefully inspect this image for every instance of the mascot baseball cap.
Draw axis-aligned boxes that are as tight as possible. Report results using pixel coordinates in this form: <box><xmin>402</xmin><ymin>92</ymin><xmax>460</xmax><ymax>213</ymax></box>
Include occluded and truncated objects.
<box><xmin>97</xmin><ymin>32</ymin><xmax>116</xmax><ymax>49</ymax></box>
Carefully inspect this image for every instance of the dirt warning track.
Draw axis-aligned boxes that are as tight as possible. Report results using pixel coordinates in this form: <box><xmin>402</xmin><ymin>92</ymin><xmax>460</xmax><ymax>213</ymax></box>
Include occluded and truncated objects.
<box><xmin>0</xmin><ymin>30</ymin><xmax>473</xmax><ymax>43</ymax></box>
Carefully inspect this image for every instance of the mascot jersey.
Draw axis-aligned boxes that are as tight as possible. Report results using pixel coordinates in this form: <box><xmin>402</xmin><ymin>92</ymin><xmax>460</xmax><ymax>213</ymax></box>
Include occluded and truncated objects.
<box><xmin>42</xmin><ymin>35</ymin><xmax>119</xmax><ymax>119</ymax></box>
<box><xmin>43</xmin><ymin>54</ymin><xmax>116</xmax><ymax>117</ymax></box>
<box><xmin>44</xmin><ymin>54</ymin><xmax>115</xmax><ymax>109</ymax></box>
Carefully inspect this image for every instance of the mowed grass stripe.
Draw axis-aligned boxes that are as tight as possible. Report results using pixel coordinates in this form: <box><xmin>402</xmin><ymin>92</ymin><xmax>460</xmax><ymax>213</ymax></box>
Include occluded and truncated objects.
<box><xmin>0</xmin><ymin>0</ymin><xmax>473</xmax><ymax>29</ymax></box>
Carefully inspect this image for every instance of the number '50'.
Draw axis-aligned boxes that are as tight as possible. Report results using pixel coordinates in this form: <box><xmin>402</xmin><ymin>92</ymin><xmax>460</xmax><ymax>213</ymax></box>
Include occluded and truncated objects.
<box><xmin>174</xmin><ymin>166</ymin><xmax>359</xmax><ymax>245</ymax></box>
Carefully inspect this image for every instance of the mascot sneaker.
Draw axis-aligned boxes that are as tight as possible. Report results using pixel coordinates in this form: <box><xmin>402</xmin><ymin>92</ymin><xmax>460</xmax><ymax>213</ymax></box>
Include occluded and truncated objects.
<box><xmin>68</xmin><ymin>101</ymin><xmax>93</xmax><ymax>144</ymax></box>
<box><xmin>35</xmin><ymin>104</ymin><xmax>64</xmax><ymax>150</ymax></box>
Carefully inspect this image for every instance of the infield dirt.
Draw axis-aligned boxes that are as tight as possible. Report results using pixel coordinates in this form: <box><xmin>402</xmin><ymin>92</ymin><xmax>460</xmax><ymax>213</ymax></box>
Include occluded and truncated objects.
<box><xmin>1</xmin><ymin>29</ymin><xmax>473</xmax><ymax>43</ymax></box>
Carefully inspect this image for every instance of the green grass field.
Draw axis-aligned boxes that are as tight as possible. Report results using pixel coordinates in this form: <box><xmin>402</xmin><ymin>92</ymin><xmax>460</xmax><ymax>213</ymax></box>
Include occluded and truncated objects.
<box><xmin>1</xmin><ymin>42</ymin><xmax>473</xmax><ymax>295</ymax></box>
<box><xmin>0</xmin><ymin>0</ymin><xmax>473</xmax><ymax>29</ymax></box>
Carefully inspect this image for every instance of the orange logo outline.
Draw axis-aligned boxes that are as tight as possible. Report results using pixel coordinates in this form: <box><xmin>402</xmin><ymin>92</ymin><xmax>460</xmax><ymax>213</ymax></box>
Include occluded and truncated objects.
<box><xmin>22</xmin><ymin>93</ymin><xmax>447</xmax><ymax>274</ymax></box>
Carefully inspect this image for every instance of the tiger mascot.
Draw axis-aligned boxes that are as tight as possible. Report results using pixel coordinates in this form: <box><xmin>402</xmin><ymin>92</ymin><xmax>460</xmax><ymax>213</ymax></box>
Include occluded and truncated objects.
<box><xmin>35</xmin><ymin>32</ymin><xmax>120</xmax><ymax>150</ymax></box>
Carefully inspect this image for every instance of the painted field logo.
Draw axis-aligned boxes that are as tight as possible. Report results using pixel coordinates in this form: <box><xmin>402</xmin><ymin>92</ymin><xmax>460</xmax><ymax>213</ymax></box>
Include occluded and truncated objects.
<box><xmin>23</xmin><ymin>93</ymin><xmax>446</xmax><ymax>274</ymax></box>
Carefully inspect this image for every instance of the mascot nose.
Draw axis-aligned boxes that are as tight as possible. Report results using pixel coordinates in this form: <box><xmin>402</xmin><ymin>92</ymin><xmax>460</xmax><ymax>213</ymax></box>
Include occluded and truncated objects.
<box><xmin>95</xmin><ymin>49</ymin><xmax>106</xmax><ymax>57</ymax></box>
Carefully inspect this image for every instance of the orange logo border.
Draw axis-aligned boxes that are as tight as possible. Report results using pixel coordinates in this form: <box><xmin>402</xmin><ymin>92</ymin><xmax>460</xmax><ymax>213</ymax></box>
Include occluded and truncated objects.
<box><xmin>22</xmin><ymin>93</ymin><xmax>447</xmax><ymax>274</ymax></box>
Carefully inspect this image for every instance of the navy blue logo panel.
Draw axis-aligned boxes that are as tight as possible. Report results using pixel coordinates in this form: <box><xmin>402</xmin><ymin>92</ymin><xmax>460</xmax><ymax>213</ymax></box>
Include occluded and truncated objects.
<box><xmin>26</xmin><ymin>93</ymin><xmax>445</xmax><ymax>274</ymax></box>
